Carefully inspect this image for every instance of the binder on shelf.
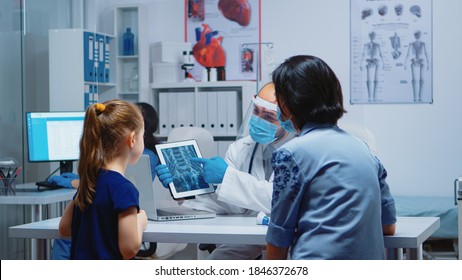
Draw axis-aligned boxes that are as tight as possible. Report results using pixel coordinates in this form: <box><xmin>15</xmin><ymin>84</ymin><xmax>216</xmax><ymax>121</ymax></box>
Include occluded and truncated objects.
<box><xmin>195</xmin><ymin>91</ymin><xmax>208</xmax><ymax>130</ymax></box>
<box><xmin>153</xmin><ymin>82</ymin><xmax>254</xmax><ymax>140</ymax></box>
<box><xmin>93</xmin><ymin>84</ymin><xmax>99</xmax><ymax>103</ymax></box>
<box><xmin>93</xmin><ymin>85</ymin><xmax>98</xmax><ymax>106</ymax></box>
<box><xmin>176</xmin><ymin>92</ymin><xmax>187</xmax><ymax>128</ymax></box>
<box><xmin>83</xmin><ymin>31</ymin><xmax>94</xmax><ymax>82</ymax></box>
<box><xmin>216</xmin><ymin>92</ymin><xmax>227</xmax><ymax>135</ymax></box>
<box><xmin>167</xmin><ymin>92</ymin><xmax>178</xmax><ymax>133</ymax></box>
<box><xmin>177</xmin><ymin>92</ymin><xmax>194</xmax><ymax>128</ymax></box>
<box><xmin>84</xmin><ymin>84</ymin><xmax>91</xmax><ymax>109</ymax></box>
<box><xmin>158</xmin><ymin>92</ymin><xmax>169</xmax><ymax>135</ymax></box>
<box><xmin>93</xmin><ymin>33</ymin><xmax>100</xmax><ymax>83</ymax></box>
<box><xmin>185</xmin><ymin>92</ymin><xmax>195</xmax><ymax>127</ymax></box>
<box><xmin>104</xmin><ymin>35</ymin><xmax>111</xmax><ymax>83</ymax></box>
<box><xmin>207</xmin><ymin>91</ymin><xmax>218</xmax><ymax>134</ymax></box>
<box><xmin>226</xmin><ymin>91</ymin><xmax>239</xmax><ymax>135</ymax></box>
<box><xmin>84</xmin><ymin>84</ymin><xmax>99</xmax><ymax>110</ymax></box>
<box><xmin>92</xmin><ymin>85</ymin><xmax>98</xmax><ymax>103</ymax></box>
<box><xmin>96</xmin><ymin>33</ymin><xmax>105</xmax><ymax>83</ymax></box>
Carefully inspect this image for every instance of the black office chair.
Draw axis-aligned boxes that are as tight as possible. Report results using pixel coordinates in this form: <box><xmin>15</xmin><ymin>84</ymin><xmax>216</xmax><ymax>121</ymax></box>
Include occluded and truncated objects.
<box><xmin>137</xmin><ymin>242</ymin><xmax>157</xmax><ymax>258</ymax></box>
<box><xmin>198</xmin><ymin>243</ymin><xmax>216</xmax><ymax>254</ymax></box>
<box><xmin>198</xmin><ymin>244</ymin><xmax>262</xmax><ymax>259</ymax></box>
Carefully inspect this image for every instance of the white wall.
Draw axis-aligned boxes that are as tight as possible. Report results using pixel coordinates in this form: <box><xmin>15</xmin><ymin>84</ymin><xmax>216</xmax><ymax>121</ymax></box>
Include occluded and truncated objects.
<box><xmin>264</xmin><ymin>0</ymin><xmax>462</xmax><ymax>198</ymax></box>
<box><xmin>275</xmin><ymin>0</ymin><xmax>462</xmax><ymax>197</ymax></box>
<box><xmin>98</xmin><ymin>0</ymin><xmax>462</xmax><ymax>197</ymax></box>
<box><xmin>92</xmin><ymin>0</ymin><xmax>185</xmax><ymax>42</ymax></box>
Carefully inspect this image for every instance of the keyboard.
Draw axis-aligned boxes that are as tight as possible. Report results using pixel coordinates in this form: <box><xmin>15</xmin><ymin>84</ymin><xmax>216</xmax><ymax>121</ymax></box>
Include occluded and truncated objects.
<box><xmin>35</xmin><ymin>181</ymin><xmax>64</xmax><ymax>189</ymax></box>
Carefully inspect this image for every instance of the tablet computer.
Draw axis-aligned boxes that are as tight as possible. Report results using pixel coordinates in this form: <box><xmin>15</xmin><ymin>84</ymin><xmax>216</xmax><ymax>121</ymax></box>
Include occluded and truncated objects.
<box><xmin>155</xmin><ymin>139</ymin><xmax>215</xmax><ymax>199</ymax></box>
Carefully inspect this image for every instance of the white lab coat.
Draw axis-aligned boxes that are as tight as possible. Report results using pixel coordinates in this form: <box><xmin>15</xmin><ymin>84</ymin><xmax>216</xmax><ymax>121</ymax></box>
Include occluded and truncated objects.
<box><xmin>182</xmin><ymin>136</ymin><xmax>276</xmax><ymax>260</ymax></box>
<box><xmin>217</xmin><ymin>137</ymin><xmax>273</xmax><ymax>214</ymax></box>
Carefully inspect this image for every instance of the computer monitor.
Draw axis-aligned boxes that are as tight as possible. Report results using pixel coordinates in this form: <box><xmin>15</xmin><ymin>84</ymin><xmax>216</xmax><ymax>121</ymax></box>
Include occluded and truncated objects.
<box><xmin>26</xmin><ymin>111</ymin><xmax>85</xmax><ymax>174</ymax></box>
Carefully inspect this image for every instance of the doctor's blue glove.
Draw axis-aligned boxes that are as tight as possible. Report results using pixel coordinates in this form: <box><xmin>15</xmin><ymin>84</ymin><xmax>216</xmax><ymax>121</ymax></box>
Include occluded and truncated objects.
<box><xmin>47</xmin><ymin>172</ymin><xmax>79</xmax><ymax>189</ymax></box>
<box><xmin>190</xmin><ymin>156</ymin><xmax>228</xmax><ymax>184</ymax></box>
<box><xmin>154</xmin><ymin>164</ymin><xmax>173</xmax><ymax>188</ymax></box>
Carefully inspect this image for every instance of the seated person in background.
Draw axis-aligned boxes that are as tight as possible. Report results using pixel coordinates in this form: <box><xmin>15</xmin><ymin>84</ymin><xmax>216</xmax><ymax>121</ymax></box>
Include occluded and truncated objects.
<box><xmin>50</xmin><ymin>102</ymin><xmax>161</xmax><ymax>259</ymax></box>
<box><xmin>155</xmin><ymin>82</ymin><xmax>296</xmax><ymax>259</ymax></box>
<box><xmin>267</xmin><ymin>55</ymin><xmax>396</xmax><ymax>260</ymax></box>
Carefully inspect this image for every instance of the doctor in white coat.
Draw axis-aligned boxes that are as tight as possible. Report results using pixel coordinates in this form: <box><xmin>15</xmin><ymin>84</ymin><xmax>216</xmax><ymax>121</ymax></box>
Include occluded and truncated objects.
<box><xmin>156</xmin><ymin>82</ymin><xmax>295</xmax><ymax>259</ymax></box>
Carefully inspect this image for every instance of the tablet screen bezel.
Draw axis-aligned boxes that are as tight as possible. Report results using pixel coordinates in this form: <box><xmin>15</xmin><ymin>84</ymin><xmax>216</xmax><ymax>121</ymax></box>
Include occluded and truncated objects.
<box><xmin>155</xmin><ymin>139</ymin><xmax>215</xmax><ymax>199</ymax></box>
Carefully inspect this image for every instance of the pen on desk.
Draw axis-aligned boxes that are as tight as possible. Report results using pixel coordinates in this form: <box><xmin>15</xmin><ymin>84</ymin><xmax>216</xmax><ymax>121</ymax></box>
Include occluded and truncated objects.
<box><xmin>0</xmin><ymin>170</ymin><xmax>7</xmax><ymax>184</ymax></box>
<box><xmin>13</xmin><ymin>166</ymin><xmax>22</xmax><ymax>179</ymax></box>
<box><xmin>10</xmin><ymin>166</ymin><xmax>22</xmax><ymax>183</ymax></box>
<box><xmin>1</xmin><ymin>170</ymin><xmax>13</xmax><ymax>195</ymax></box>
<box><xmin>11</xmin><ymin>166</ymin><xmax>17</xmax><ymax>177</ymax></box>
<box><xmin>0</xmin><ymin>172</ymin><xmax>6</xmax><ymax>192</ymax></box>
<box><xmin>7</xmin><ymin>166</ymin><xmax>21</xmax><ymax>195</ymax></box>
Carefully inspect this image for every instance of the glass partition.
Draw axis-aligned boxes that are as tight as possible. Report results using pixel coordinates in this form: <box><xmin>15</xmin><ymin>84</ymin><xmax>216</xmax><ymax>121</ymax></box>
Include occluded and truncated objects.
<box><xmin>0</xmin><ymin>0</ymin><xmax>26</xmax><ymax>260</ymax></box>
<box><xmin>0</xmin><ymin>0</ymin><xmax>81</xmax><ymax>260</ymax></box>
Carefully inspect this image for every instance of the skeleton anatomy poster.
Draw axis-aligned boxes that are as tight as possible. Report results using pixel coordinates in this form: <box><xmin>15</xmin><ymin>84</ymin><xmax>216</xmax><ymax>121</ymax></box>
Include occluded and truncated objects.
<box><xmin>350</xmin><ymin>0</ymin><xmax>433</xmax><ymax>104</ymax></box>
<box><xmin>185</xmin><ymin>0</ymin><xmax>260</xmax><ymax>81</ymax></box>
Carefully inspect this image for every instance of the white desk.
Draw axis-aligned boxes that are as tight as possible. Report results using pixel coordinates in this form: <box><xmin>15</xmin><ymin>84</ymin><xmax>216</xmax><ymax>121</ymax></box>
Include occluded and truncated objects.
<box><xmin>458</xmin><ymin>197</ymin><xmax>462</xmax><ymax>260</ymax></box>
<box><xmin>1</xmin><ymin>183</ymin><xmax>76</xmax><ymax>259</ymax></box>
<box><xmin>9</xmin><ymin>215</ymin><xmax>439</xmax><ymax>260</ymax></box>
<box><xmin>385</xmin><ymin>217</ymin><xmax>440</xmax><ymax>260</ymax></box>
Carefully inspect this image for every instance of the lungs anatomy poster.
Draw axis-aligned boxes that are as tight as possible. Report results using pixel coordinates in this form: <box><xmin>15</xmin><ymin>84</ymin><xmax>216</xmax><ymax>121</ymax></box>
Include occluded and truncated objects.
<box><xmin>350</xmin><ymin>0</ymin><xmax>433</xmax><ymax>104</ymax></box>
<box><xmin>185</xmin><ymin>0</ymin><xmax>261</xmax><ymax>81</ymax></box>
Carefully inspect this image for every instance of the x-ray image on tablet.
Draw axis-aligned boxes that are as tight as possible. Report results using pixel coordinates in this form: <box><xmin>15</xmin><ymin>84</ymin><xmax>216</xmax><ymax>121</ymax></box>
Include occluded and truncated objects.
<box><xmin>155</xmin><ymin>139</ymin><xmax>215</xmax><ymax>199</ymax></box>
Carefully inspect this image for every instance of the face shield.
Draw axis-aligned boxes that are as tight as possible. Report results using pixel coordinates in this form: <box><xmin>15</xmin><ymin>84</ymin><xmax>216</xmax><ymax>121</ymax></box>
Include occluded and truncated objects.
<box><xmin>236</xmin><ymin>95</ymin><xmax>296</xmax><ymax>177</ymax></box>
<box><xmin>236</xmin><ymin>95</ymin><xmax>286</xmax><ymax>144</ymax></box>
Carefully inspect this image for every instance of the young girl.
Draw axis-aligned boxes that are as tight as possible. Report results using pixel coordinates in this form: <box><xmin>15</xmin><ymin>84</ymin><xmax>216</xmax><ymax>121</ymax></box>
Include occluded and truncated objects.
<box><xmin>59</xmin><ymin>100</ymin><xmax>148</xmax><ymax>260</ymax></box>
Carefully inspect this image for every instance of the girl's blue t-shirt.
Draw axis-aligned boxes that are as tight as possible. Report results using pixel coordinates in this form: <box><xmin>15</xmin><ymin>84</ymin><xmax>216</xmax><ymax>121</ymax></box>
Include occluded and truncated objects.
<box><xmin>52</xmin><ymin>150</ymin><xmax>159</xmax><ymax>260</ymax></box>
<box><xmin>70</xmin><ymin>169</ymin><xmax>139</xmax><ymax>260</ymax></box>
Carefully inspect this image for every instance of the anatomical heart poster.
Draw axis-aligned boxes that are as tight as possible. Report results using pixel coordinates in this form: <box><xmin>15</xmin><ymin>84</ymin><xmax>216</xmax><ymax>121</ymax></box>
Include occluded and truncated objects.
<box><xmin>185</xmin><ymin>0</ymin><xmax>261</xmax><ymax>81</ymax></box>
<box><xmin>350</xmin><ymin>0</ymin><xmax>433</xmax><ymax>104</ymax></box>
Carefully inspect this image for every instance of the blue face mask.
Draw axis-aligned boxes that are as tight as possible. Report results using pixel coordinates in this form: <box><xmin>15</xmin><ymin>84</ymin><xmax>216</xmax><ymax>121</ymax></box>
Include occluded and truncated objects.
<box><xmin>249</xmin><ymin>115</ymin><xmax>279</xmax><ymax>144</ymax></box>
<box><xmin>277</xmin><ymin>107</ymin><xmax>297</xmax><ymax>133</ymax></box>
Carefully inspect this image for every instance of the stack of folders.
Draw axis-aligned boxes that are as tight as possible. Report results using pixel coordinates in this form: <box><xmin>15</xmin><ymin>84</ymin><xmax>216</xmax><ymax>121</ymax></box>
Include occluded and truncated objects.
<box><xmin>83</xmin><ymin>31</ymin><xmax>111</xmax><ymax>110</ymax></box>
<box><xmin>83</xmin><ymin>31</ymin><xmax>111</xmax><ymax>84</ymax></box>
<box><xmin>158</xmin><ymin>91</ymin><xmax>241</xmax><ymax>136</ymax></box>
<box><xmin>84</xmin><ymin>84</ymin><xmax>99</xmax><ymax>110</ymax></box>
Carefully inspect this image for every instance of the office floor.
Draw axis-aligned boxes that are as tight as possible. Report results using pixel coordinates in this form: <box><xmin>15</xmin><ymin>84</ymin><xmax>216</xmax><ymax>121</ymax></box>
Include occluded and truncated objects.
<box><xmin>167</xmin><ymin>243</ymin><xmax>202</xmax><ymax>260</ymax></box>
<box><xmin>139</xmin><ymin>241</ymin><xmax>461</xmax><ymax>260</ymax></box>
<box><xmin>137</xmin><ymin>241</ymin><xmax>461</xmax><ymax>260</ymax></box>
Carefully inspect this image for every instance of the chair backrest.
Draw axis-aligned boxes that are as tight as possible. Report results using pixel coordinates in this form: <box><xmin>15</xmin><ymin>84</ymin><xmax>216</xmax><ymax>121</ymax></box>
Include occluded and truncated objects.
<box><xmin>339</xmin><ymin>121</ymin><xmax>378</xmax><ymax>155</ymax></box>
<box><xmin>167</xmin><ymin>127</ymin><xmax>215</xmax><ymax>158</ymax></box>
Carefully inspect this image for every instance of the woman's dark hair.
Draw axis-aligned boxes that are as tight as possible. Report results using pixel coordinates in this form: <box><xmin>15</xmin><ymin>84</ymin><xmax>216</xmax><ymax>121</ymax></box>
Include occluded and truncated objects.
<box><xmin>136</xmin><ymin>102</ymin><xmax>160</xmax><ymax>154</ymax></box>
<box><xmin>272</xmin><ymin>55</ymin><xmax>346</xmax><ymax>128</ymax></box>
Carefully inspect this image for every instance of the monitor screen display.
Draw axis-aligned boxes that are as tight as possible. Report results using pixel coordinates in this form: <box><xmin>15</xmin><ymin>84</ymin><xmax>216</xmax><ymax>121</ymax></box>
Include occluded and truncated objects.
<box><xmin>26</xmin><ymin>112</ymin><xmax>85</xmax><ymax>162</ymax></box>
